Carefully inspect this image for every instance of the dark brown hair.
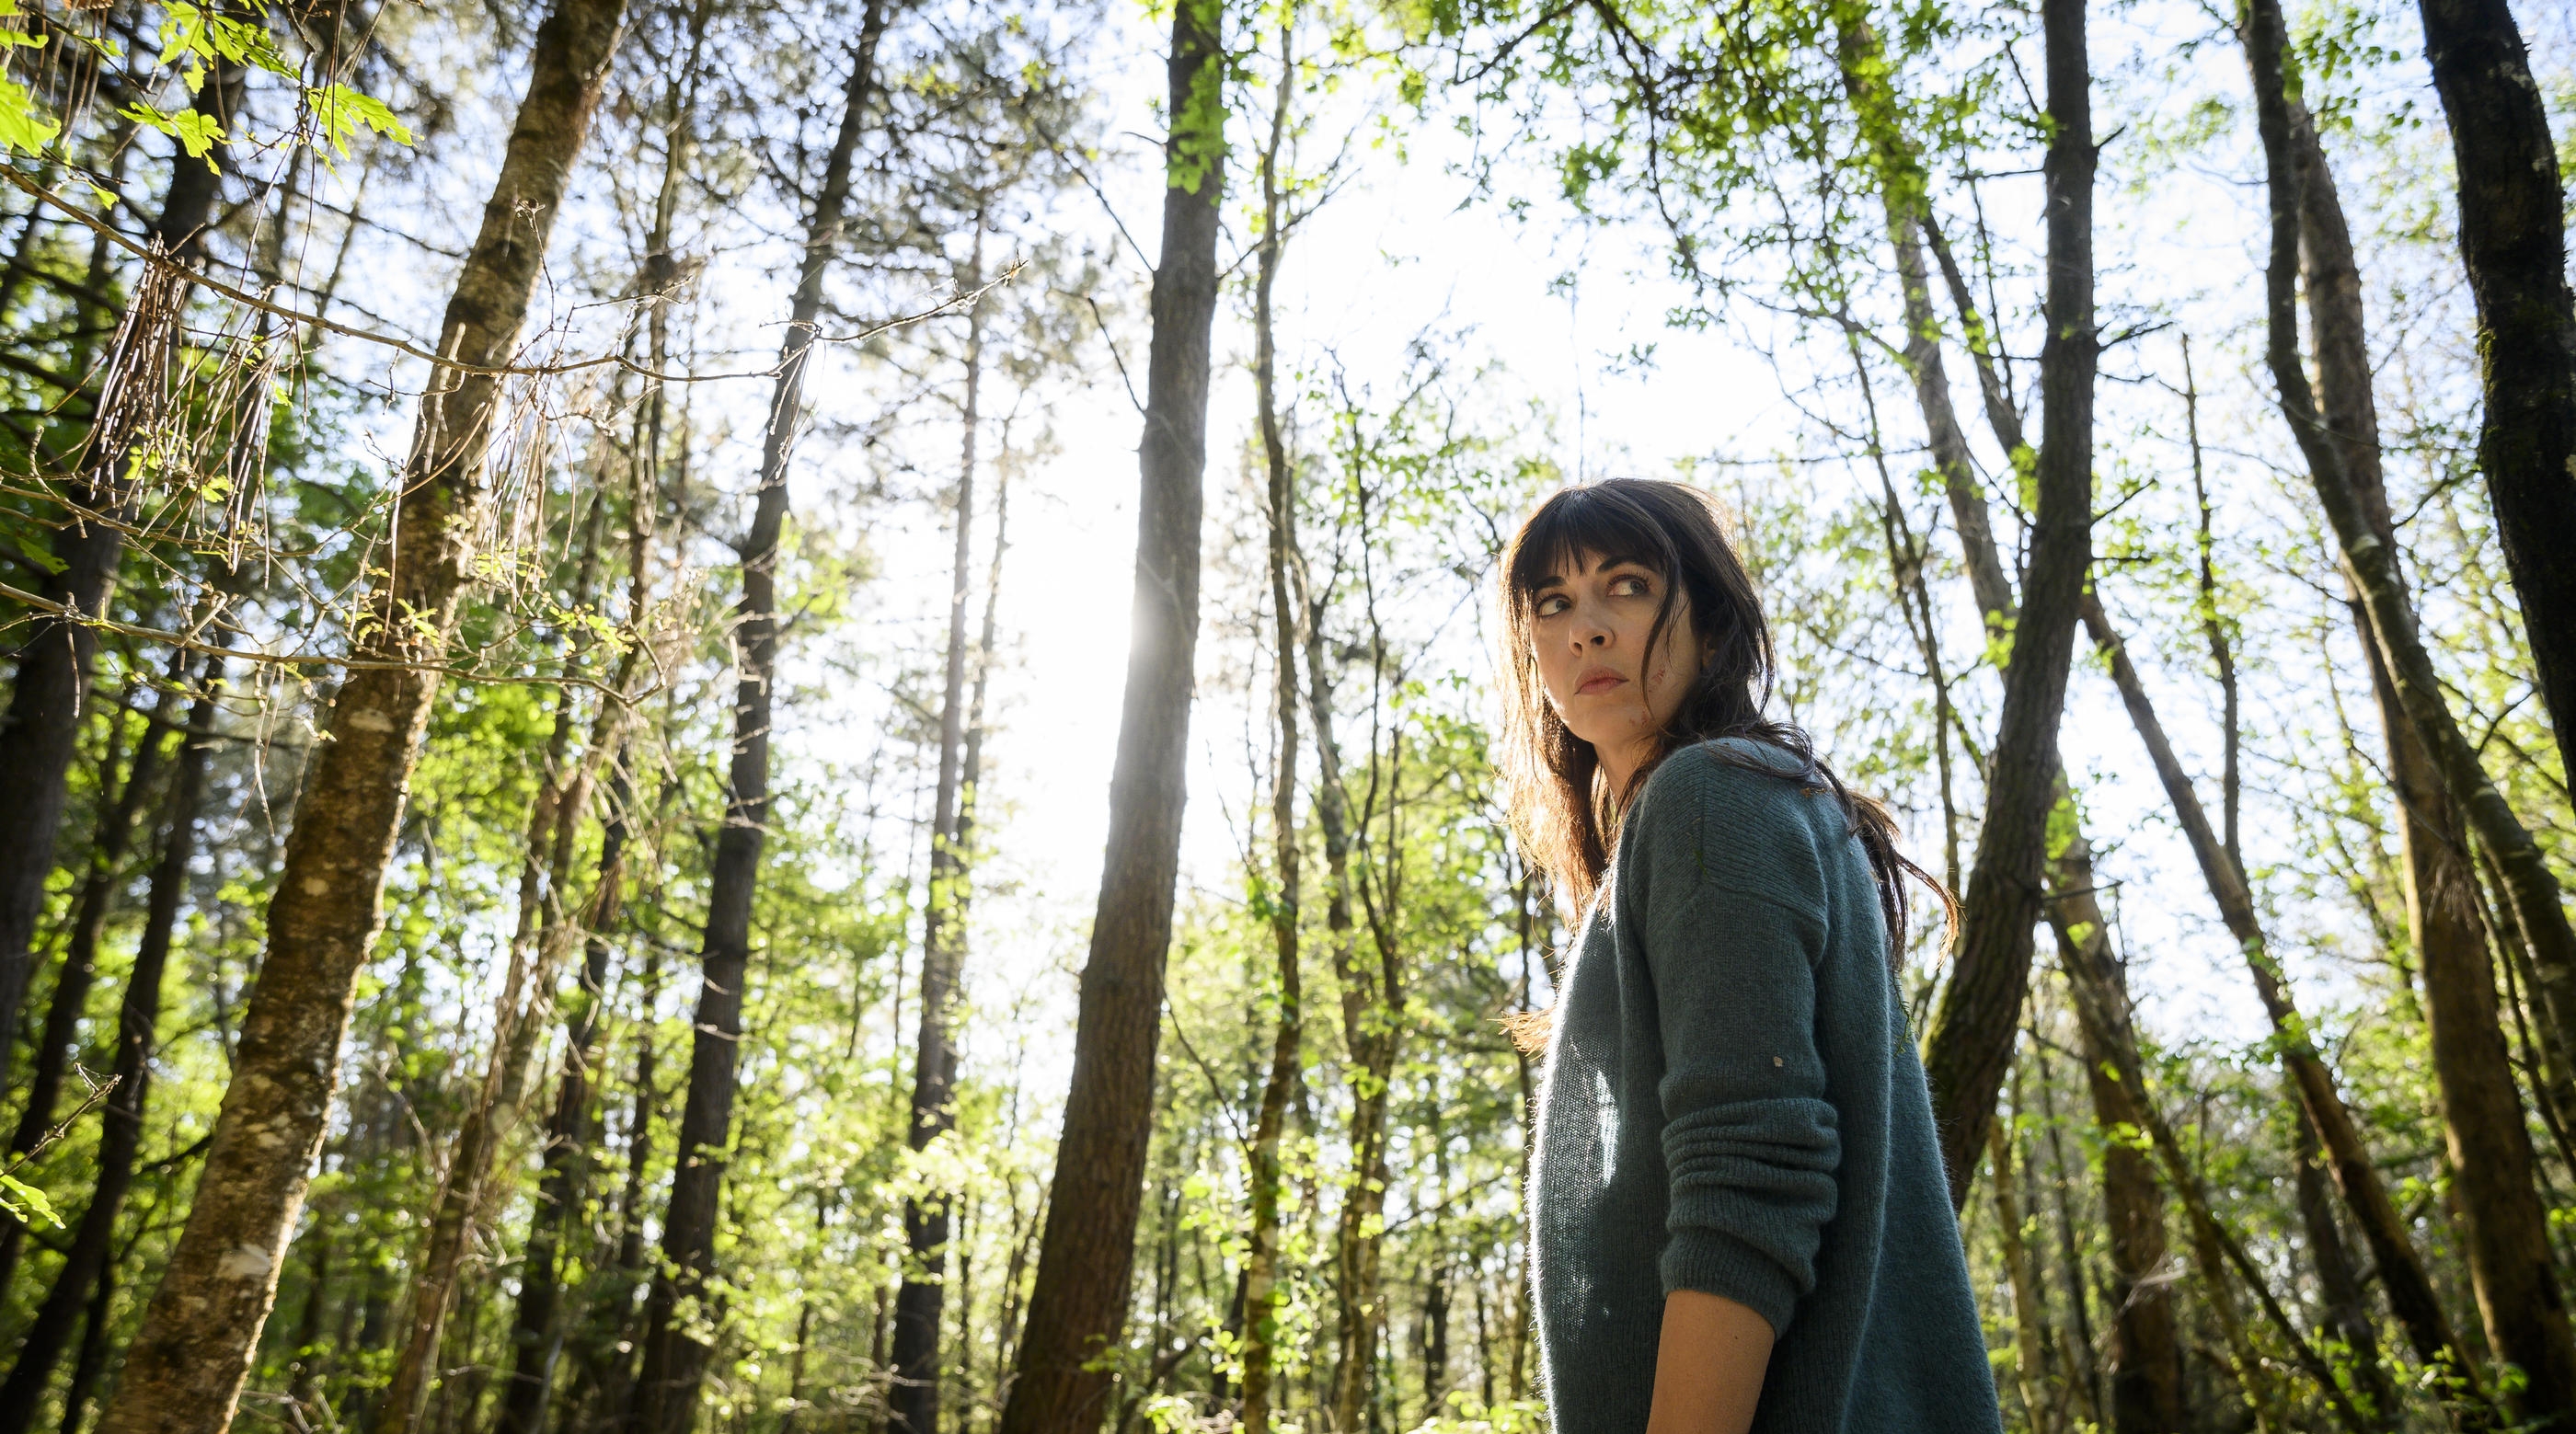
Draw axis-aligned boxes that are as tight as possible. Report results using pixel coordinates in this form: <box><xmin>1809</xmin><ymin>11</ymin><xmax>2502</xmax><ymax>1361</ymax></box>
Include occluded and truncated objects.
<box><xmin>1495</xmin><ymin>480</ymin><xmax>1953</xmax><ymax>1039</ymax></box>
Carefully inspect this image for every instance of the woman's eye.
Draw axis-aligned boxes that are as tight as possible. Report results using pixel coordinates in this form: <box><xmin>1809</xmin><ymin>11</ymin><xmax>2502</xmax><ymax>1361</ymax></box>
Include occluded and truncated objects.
<box><xmin>1611</xmin><ymin>574</ymin><xmax>1650</xmax><ymax>597</ymax></box>
<box><xmin>1535</xmin><ymin>595</ymin><xmax>1569</xmax><ymax>617</ymax></box>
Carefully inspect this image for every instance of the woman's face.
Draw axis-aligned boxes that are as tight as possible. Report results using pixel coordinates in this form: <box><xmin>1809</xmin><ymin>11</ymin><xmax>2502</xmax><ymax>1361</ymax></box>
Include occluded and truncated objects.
<box><xmin>1528</xmin><ymin>551</ymin><xmax>1701</xmax><ymax>776</ymax></box>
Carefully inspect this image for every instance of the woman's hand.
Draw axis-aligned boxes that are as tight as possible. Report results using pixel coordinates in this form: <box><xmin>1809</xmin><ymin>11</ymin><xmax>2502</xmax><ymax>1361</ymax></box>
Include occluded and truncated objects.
<box><xmin>1644</xmin><ymin>1289</ymin><xmax>1775</xmax><ymax>1434</ymax></box>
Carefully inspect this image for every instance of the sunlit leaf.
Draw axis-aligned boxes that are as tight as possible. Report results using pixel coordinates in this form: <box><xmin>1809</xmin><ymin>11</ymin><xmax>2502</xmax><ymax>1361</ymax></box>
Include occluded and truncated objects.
<box><xmin>0</xmin><ymin>1174</ymin><xmax>59</xmax><ymax>1228</ymax></box>
<box><xmin>0</xmin><ymin>76</ymin><xmax>59</xmax><ymax>156</ymax></box>
<box><xmin>305</xmin><ymin>82</ymin><xmax>414</xmax><ymax>158</ymax></box>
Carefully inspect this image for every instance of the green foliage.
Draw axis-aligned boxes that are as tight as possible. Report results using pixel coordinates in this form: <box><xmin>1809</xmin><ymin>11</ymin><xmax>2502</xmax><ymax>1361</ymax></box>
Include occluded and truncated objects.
<box><xmin>0</xmin><ymin>1172</ymin><xmax>60</xmax><ymax>1227</ymax></box>
<box><xmin>305</xmin><ymin>82</ymin><xmax>414</xmax><ymax>158</ymax></box>
<box><xmin>0</xmin><ymin>2</ymin><xmax>2570</xmax><ymax>1431</ymax></box>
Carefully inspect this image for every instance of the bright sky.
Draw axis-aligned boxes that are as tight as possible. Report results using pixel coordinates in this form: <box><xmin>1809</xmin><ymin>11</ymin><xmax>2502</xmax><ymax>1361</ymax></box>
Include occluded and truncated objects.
<box><xmin>818</xmin><ymin>13</ymin><xmax>1844</xmax><ymax>1101</ymax></box>
<box><xmin>790</xmin><ymin>0</ymin><xmax>2319</xmax><ymax>1103</ymax></box>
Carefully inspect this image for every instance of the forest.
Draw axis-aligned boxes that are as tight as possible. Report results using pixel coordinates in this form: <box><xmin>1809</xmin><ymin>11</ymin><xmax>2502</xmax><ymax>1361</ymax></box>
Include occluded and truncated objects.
<box><xmin>0</xmin><ymin>0</ymin><xmax>2570</xmax><ymax>1427</ymax></box>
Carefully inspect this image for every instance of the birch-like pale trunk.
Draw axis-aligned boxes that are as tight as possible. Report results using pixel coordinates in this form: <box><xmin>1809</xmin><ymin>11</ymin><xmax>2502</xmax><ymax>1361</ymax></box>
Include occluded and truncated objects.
<box><xmin>92</xmin><ymin>2</ymin><xmax>629</xmax><ymax>1423</ymax></box>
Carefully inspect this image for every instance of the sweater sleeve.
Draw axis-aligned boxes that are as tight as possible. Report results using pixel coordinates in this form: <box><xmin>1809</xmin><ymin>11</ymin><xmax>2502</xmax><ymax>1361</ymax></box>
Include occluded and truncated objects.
<box><xmin>1626</xmin><ymin>745</ymin><xmax>1841</xmax><ymax>1336</ymax></box>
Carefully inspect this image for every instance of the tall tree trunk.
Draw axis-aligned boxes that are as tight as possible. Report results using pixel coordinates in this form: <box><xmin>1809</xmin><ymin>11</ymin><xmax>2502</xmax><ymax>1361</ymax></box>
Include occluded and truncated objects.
<box><xmin>997</xmin><ymin>2</ymin><xmax>1223</xmax><ymax>1428</ymax></box>
<box><xmin>1835</xmin><ymin>19</ymin><xmax>2182</xmax><ymax>1416</ymax></box>
<box><xmin>1238</xmin><ymin>22</ymin><xmax>1301</xmax><ymax>1431</ymax></box>
<box><xmin>890</xmin><ymin>213</ymin><xmax>987</xmax><ymax>1434</ymax></box>
<box><xmin>495</xmin><ymin>24</ymin><xmax>697</xmax><ymax>1420</ymax></box>
<box><xmin>0</xmin><ymin>666</ymin><xmax>181</xmax><ymax>1300</ymax></box>
<box><xmin>0</xmin><ymin>59</ymin><xmax>239</xmax><ymax>1086</ymax></box>
<box><xmin>2027</xmin><ymin>1058</ymin><xmax>2103</xmax><ymax>1426</ymax></box>
<box><xmin>2051</xmin><ymin>925</ymin><xmax>2371</xmax><ymax>1432</ymax></box>
<box><xmin>1908</xmin><ymin>163</ymin><xmax>2212</xmax><ymax>1434</ymax></box>
<box><xmin>1919</xmin><ymin>0</ymin><xmax>2099</xmax><ymax>1206</ymax></box>
<box><xmin>626</xmin><ymin>6</ymin><xmax>885</xmax><ymax>1428</ymax></box>
<box><xmin>7</xmin><ymin>671</ymin><xmax>172</xmax><ymax>1159</ymax></box>
<box><xmin>57</xmin><ymin>1258</ymin><xmax>113</xmax><ymax>1434</ymax></box>
<box><xmin>1313</xmin><ymin>595</ymin><xmax>1394</xmax><ymax>1434</ymax></box>
<box><xmin>1986</xmin><ymin>1115</ymin><xmax>2060</xmax><ymax>1434</ymax></box>
<box><xmin>0</xmin><ymin>648</ymin><xmax>224</xmax><ymax>1433</ymax></box>
<box><xmin>955</xmin><ymin>463</ymin><xmax>1008</xmax><ymax>885</ymax></box>
<box><xmin>2274</xmin><ymin>72</ymin><xmax>2554</xmax><ymax>1422</ymax></box>
<box><xmin>1328</xmin><ymin>984</ymin><xmax>1395</xmax><ymax>1434</ymax></box>
<box><xmin>570</xmin><ymin>935</ymin><xmax>663</xmax><ymax>1434</ymax></box>
<box><xmin>491</xmin><ymin>740</ymin><xmax>635</xmax><ymax>1434</ymax></box>
<box><xmin>2242</xmin><ymin>1</ymin><xmax>2576</xmax><ymax>1420</ymax></box>
<box><xmin>1830</xmin><ymin>12</ymin><xmax>2013</xmax><ymax>625</ymax></box>
<box><xmin>2080</xmin><ymin>592</ymin><xmax>2489</xmax><ymax>1413</ymax></box>
<box><xmin>382</xmin><ymin>511</ymin><xmax>622</xmax><ymax>1432</ymax></box>
<box><xmin>92</xmin><ymin>0</ymin><xmax>629</xmax><ymax>1424</ymax></box>
<box><xmin>2292</xmin><ymin>1108</ymin><xmax>2398</xmax><ymax>1420</ymax></box>
<box><xmin>2042</xmin><ymin>845</ymin><xmax>2185</xmax><ymax>1434</ymax></box>
<box><xmin>2412</xmin><ymin>0</ymin><xmax>2576</xmax><ymax>777</ymax></box>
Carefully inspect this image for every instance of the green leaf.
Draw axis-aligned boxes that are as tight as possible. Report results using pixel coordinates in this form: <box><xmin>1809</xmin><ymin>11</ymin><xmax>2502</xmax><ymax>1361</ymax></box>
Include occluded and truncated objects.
<box><xmin>155</xmin><ymin>2</ymin><xmax>296</xmax><ymax>93</ymax></box>
<box><xmin>0</xmin><ymin>1173</ymin><xmax>59</xmax><ymax>1228</ymax></box>
<box><xmin>121</xmin><ymin>100</ymin><xmax>225</xmax><ymax>165</ymax></box>
<box><xmin>0</xmin><ymin>76</ymin><xmax>59</xmax><ymax>156</ymax></box>
<box><xmin>305</xmin><ymin>83</ymin><xmax>412</xmax><ymax>158</ymax></box>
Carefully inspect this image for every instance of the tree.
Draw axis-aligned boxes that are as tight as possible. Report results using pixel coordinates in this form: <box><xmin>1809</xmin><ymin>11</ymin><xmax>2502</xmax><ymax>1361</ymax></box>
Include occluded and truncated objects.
<box><xmin>0</xmin><ymin>644</ymin><xmax>224</xmax><ymax>1433</ymax></box>
<box><xmin>999</xmin><ymin>1</ymin><xmax>1225</xmax><ymax>1426</ymax></box>
<box><xmin>89</xmin><ymin>0</ymin><xmax>632</xmax><ymax>1420</ymax></box>
<box><xmin>626</xmin><ymin>3</ymin><xmax>891</xmax><ymax>1428</ymax></box>
<box><xmin>1831</xmin><ymin>12</ymin><xmax>2183</xmax><ymax>1413</ymax></box>
<box><xmin>1237</xmin><ymin>15</ymin><xmax>1304</xmax><ymax>1429</ymax></box>
<box><xmin>2080</xmin><ymin>593</ymin><xmax>2489</xmax><ymax>1412</ymax></box>
<box><xmin>490</xmin><ymin>10</ymin><xmax>704</xmax><ymax>1424</ymax></box>
<box><xmin>0</xmin><ymin>52</ymin><xmax>240</xmax><ymax>1089</ymax></box>
<box><xmin>2243</xmin><ymin>0</ymin><xmax>2575</xmax><ymax>1418</ymax></box>
<box><xmin>2412</xmin><ymin>0</ymin><xmax>2576</xmax><ymax>779</ymax></box>
<box><xmin>1917</xmin><ymin>0</ymin><xmax>2100</xmax><ymax>1207</ymax></box>
<box><xmin>890</xmin><ymin>211</ymin><xmax>986</xmax><ymax>1434</ymax></box>
<box><xmin>0</xmin><ymin>657</ymin><xmax>181</xmax><ymax>1300</ymax></box>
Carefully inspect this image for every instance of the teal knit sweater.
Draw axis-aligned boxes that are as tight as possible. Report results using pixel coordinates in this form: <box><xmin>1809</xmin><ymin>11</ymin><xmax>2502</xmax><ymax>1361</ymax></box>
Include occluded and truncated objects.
<box><xmin>1530</xmin><ymin>739</ymin><xmax>2001</xmax><ymax>1433</ymax></box>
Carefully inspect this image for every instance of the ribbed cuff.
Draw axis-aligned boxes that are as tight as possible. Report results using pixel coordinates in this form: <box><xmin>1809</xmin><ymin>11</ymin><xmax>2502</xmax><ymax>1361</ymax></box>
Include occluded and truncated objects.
<box><xmin>1662</xmin><ymin>1226</ymin><xmax>1800</xmax><ymax>1336</ymax></box>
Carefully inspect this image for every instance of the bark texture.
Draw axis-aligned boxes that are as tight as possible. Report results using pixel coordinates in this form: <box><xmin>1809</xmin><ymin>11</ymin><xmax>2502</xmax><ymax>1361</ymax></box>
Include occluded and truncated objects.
<box><xmin>90</xmin><ymin>1</ymin><xmax>628</xmax><ymax>1424</ymax></box>
<box><xmin>625</xmin><ymin>7</ymin><xmax>883</xmax><ymax>1428</ymax></box>
<box><xmin>1237</xmin><ymin>38</ymin><xmax>1301</xmax><ymax>1427</ymax></box>
<box><xmin>1919</xmin><ymin>0</ymin><xmax>2098</xmax><ymax>1206</ymax></box>
<box><xmin>2244</xmin><ymin>0</ymin><xmax>2576</xmax><ymax>1419</ymax></box>
<box><xmin>2413</xmin><ymin>0</ymin><xmax>2576</xmax><ymax>778</ymax></box>
<box><xmin>997</xmin><ymin>3</ymin><xmax>1223</xmax><ymax>1426</ymax></box>
<box><xmin>2083</xmin><ymin>592</ymin><xmax>2487</xmax><ymax>1408</ymax></box>
<box><xmin>0</xmin><ymin>61</ymin><xmax>237</xmax><ymax>1085</ymax></box>
<box><xmin>0</xmin><ymin>650</ymin><xmax>221</xmax><ymax>1434</ymax></box>
<box><xmin>890</xmin><ymin>218</ymin><xmax>985</xmax><ymax>1434</ymax></box>
<box><xmin>2043</xmin><ymin>844</ymin><xmax>2186</xmax><ymax>1434</ymax></box>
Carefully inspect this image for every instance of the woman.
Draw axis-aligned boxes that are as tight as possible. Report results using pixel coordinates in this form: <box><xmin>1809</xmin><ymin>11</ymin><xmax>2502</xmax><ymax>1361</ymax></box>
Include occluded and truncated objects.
<box><xmin>1501</xmin><ymin>479</ymin><xmax>2000</xmax><ymax>1434</ymax></box>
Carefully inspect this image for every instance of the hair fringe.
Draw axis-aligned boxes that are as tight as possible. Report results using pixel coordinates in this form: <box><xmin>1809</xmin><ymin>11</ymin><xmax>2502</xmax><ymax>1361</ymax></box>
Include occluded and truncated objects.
<box><xmin>1491</xmin><ymin>479</ymin><xmax>1959</xmax><ymax>1055</ymax></box>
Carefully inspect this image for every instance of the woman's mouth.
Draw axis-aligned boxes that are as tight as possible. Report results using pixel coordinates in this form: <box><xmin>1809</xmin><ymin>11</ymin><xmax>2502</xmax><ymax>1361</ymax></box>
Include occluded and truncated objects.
<box><xmin>1577</xmin><ymin>671</ymin><xmax>1627</xmax><ymax>696</ymax></box>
